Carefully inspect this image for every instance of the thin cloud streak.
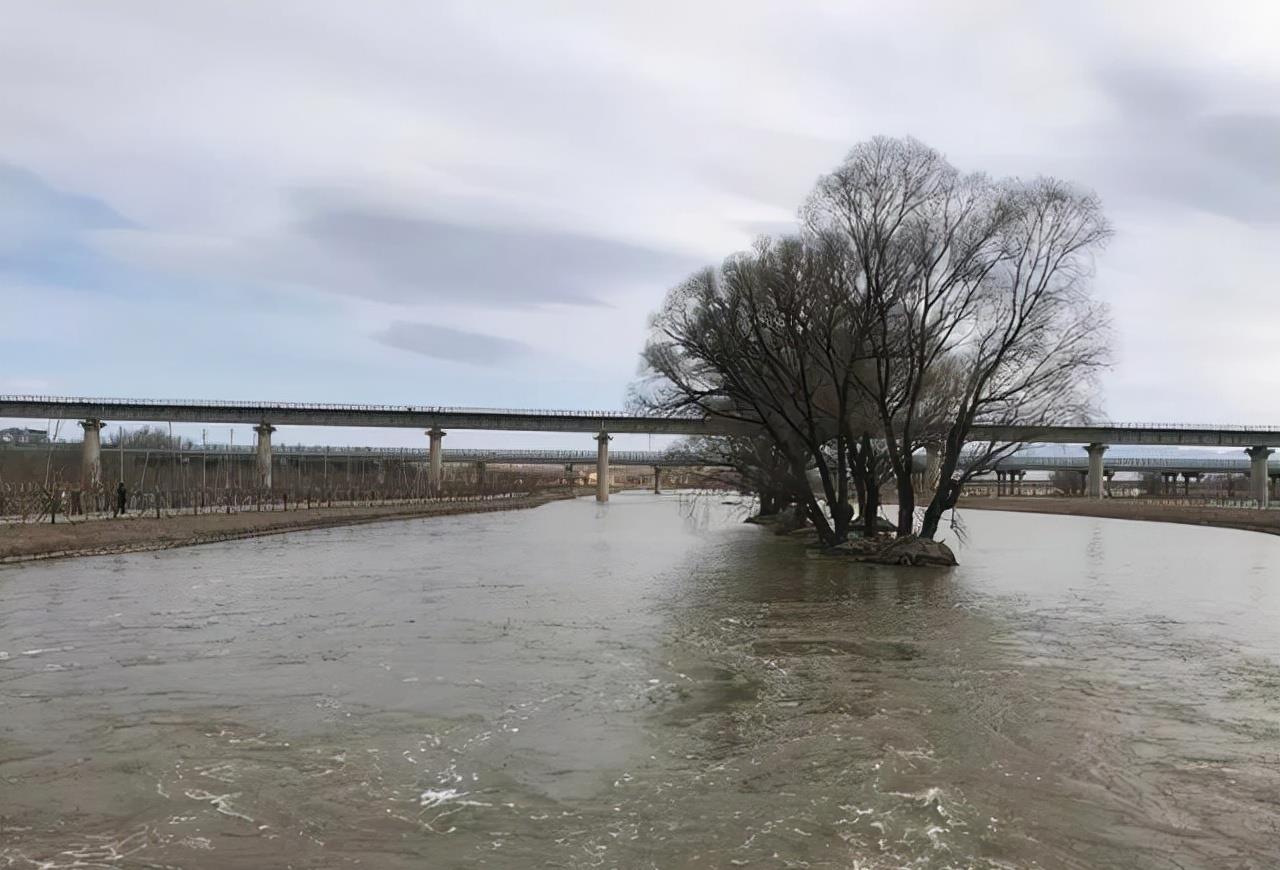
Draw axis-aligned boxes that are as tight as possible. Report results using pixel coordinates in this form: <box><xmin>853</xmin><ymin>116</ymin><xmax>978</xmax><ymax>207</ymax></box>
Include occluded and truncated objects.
<box><xmin>372</xmin><ymin>321</ymin><xmax>533</xmax><ymax>366</ymax></box>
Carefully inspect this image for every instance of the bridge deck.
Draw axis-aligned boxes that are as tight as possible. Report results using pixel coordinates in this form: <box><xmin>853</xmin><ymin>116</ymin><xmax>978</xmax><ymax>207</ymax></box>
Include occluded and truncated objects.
<box><xmin>0</xmin><ymin>442</ymin><xmax>722</xmax><ymax>467</ymax></box>
<box><xmin>5</xmin><ymin>396</ymin><xmax>1280</xmax><ymax>447</ymax></box>
<box><xmin>7</xmin><ymin>441</ymin><xmax>1278</xmax><ymax>475</ymax></box>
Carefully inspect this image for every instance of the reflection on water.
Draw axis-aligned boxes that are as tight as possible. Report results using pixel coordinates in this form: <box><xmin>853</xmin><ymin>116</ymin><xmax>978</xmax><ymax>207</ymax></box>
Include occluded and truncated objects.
<box><xmin>2</xmin><ymin>494</ymin><xmax>1280</xmax><ymax>868</ymax></box>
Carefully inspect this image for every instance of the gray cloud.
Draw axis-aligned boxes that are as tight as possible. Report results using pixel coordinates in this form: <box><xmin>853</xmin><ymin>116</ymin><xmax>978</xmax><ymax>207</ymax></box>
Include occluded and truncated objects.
<box><xmin>1092</xmin><ymin>66</ymin><xmax>1280</xmax><ymax>222</ymax></box>
<box><xmin>0</xmin><ymin>163</ymin><xmax>129</xmax><ymax>256</ymax></box>
<box><xmin>371</xmin><ymin>320</ymin><xmax>532</xmax><ymax>365</ymax></box>
<box><xmin>4</xmin><ymin>2</ymin><xmax>1280</xmax><ymax>425</ymax></box>
<box><xmin>291</xmin><ymin>202</ymin><xmax>700</xmax><ymax>307</ymax></box>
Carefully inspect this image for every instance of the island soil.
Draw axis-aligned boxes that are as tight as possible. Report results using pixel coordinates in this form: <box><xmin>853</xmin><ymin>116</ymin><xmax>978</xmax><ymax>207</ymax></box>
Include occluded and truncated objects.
<box><xmin>961</xmin><ymin>496</ymin><xmax>1280</xmax><ymax>536</ymax></box>
<box><xmin>1</xmin><ymin>491</ymin><xmax>577</xmax><ymax>564</ymax></box>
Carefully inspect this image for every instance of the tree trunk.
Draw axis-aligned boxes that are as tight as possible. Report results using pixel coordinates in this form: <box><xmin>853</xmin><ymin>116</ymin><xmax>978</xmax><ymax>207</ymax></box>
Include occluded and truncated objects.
<box><xmin>920</xmin><ymin>480</ymin><xmax>958</xmax><ymax>540</ymax></box>
<box><xmin>759</xmin><ymin>491</ymin><xmax>781</xmax><ymax>516</ymax></box>
<box><xmin>829</xmin><ymin>498</ymin><xmax>853</xmax><ymax>544</ymax></box>
<box><xmin>920</xmin><ymin>433</ymin><xmax>964</xmax><ymax>540</ymax></box>
<box><xmin>863</xmin><ymin>480</ymin><xmax>881</xmax><ymax>537</ymax></box>
<box><xmin>849</xmin><ymin>434</ymin><xmax>881</xmax><ymax>538</ymax></box>
<box><xmin>895</xmin><ymin>471</ymin><xmax>915</xmax><ymax>537</ymax></box>
<box><xmin>804</xmin><ymin>497</ymin><xmax>837</xmax><ymax>546</ymax></box>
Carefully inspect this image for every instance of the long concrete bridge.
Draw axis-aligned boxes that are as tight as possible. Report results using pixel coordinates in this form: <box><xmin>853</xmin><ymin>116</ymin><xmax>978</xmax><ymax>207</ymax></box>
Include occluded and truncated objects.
<box><xmin>1</xmin><ymin>442</ymin><xmax>724</xmax><ymax>470</ymax></box>
<box><xmin>5</xmin><ymin>395</ymin><xmax>1280</xmax><ymax>506</ymax></box>
<box><xmin>991</xmin><ymin>454</ymin><xmax>1280</xmax><ymax>500</ymax></box>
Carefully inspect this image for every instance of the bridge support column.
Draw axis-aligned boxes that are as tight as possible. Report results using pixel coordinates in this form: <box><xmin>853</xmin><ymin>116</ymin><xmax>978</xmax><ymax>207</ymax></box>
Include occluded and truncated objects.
<box><xmin>1084</xmin><ymin>443</ymin><xmax>1107</xmax><ymax>499</ymax></box>
<box><xmin>427</xmin><ymin>428</ymin><xmax>445</xmax><ymax>495</ymax></box>
<box><xmin>595</xmin><ymin>432</ymin><xmax>611</xmax><ymax>503</ymax></box>
<box><xmin>1182</xmin><ymin>471</ymin><xmax>1200</xmax><ymax>497</ymax></box>
<box><xmin>653</xmin><ymin>465</ymin><xmax>661</xmax><ymax>495</ymax></box>
<box><xmin>924</xmin><ymin>442</ymin><xmax>942</xmax><ymax>495</ymax></box>
<box><xmin>79</xmin><ymin>419</ymin><xmax>105</xmax><ymax>490</ymax></box>
<box><xmin>1246</xmin><ymin>446</ymin><xmax>1273</xmax><ymax>508</ymax></box>
<box><xmin>254</xmin><ymin>423</ymin><xmax>275</xmax><ymax>489</ymax></box>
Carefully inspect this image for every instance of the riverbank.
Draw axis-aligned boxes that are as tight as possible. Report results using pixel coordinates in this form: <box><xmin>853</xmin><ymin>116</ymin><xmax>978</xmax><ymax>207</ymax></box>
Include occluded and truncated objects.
<box><xmin>961</xmin><ymin>496</ymin><xmax>1280</xmax><ymax>536</ymax></box>
<box><xmin>0</xmin><ymin>491</ymin><xmax>578</xmax><ymax>564</ymax></box>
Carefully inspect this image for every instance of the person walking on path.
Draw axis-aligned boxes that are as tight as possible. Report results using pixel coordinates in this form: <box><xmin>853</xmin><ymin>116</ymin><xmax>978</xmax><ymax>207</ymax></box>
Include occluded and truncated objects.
<box><xmin>114</xmin><ymin>481</ymin><xmax>128</xmax><ymax>517</ymax></box>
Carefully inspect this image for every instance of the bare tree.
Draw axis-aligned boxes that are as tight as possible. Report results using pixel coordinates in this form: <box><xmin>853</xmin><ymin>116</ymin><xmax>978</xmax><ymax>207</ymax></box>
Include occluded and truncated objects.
<box><xmin>804</xmin><ymin>137</ymin><xmax>1111</xmax><ymax>539</ymax></box>
<box><xmin>671</xmin><ymin>434</ymin><xmax>797</xmax><ymax>516</ymax></box>
<box><xmin>634</xmin><ymin>236</ymin><xmax>876</xmax><ymax>546</ymax></box>
<box><xmin>634</xmin><ymin>136</ymin><xmax>1111</xmax><ymax>549</ymax></box>
<box><xmin>106</xmin><ymin>425</ymin><xmax>194</xmax><ymax>450</ymax></box>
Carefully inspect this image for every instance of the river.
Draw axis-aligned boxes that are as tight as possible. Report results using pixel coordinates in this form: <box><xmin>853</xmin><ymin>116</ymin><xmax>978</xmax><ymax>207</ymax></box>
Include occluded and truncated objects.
<box><xmin>2</xmin><ymin>494</ymin><xmax>1279</xmax><ymax>868</ymax></box>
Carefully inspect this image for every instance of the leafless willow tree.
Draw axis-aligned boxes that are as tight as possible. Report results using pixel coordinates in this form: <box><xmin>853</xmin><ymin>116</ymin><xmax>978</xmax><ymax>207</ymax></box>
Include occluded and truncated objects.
<box><xmin>633</xmin><ymin>236</ymin><xmax>882</xmax><ymax>545</ymax></box>
<box><xmin>804</xmin><ymin>137</ymin><xmax>1112</xmax><ymax>539</ymax></box>
<box><xmin>636</xmin><ymin>135</ymin><xmax>1111</xmax><ymax>546</ymax></box>
<box><xmin>671</xmin><ymin>434</ymin><xmax>797</xmax><ymax>516</ymax></box>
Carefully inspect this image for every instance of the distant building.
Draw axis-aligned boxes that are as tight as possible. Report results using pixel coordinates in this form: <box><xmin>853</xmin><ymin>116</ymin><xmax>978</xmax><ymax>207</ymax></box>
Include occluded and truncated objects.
<box><xmin>0</xmin><ymin>427</ymin><xmax>50</xmax><ymax>445</ymax></box>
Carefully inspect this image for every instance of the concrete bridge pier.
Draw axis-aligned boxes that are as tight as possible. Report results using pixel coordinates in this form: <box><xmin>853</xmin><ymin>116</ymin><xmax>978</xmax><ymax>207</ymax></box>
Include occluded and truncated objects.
<box><xmin>1246</xmin><ymin>446</ymin><xmax>1273</xmax><ymax>507</ymax></box>
<box><xmin>924</xmin><ymin>442</ymin><xmax>942</xmax><ymax>495</ymax></box>
<box><xmin>1085</xmin><ymin>443</ymin><xmax>1107</xmax><ymax>499</ymax></box>
<box><xmin>1181</xmin><ymin>471</ymin><xmax>1200</xmax><ymax>497</ymax></box>
<box><xmin>79</xmin><ymin>418</ymin><xmax>105</xmax><ymax>489</ymax></box>
<box><xmin>254</xmin><ymin>423</ymin><xmax>275</xmax><ymax>489</ymax></box>
<box><xmin>595</xmin><ymin>432</ymin><xmax>611</xmax><ymax>503</ymax></box>
<box><xmin>427</xmin><ymin>428</ymin><xmax>445</xmax><ymax>494</ymax></box>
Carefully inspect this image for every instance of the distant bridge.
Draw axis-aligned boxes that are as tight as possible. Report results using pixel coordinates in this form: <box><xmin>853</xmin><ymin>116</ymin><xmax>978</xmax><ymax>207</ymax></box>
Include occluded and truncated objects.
<box><xmin>12</xmin><ymin>441</ymin><xmax>1275</xmax><ymax>476</ymax></box>
<box><xmin>0</xmin><ymin>396</ymin><xmax>715</xmax><ymax>435</ymax></box>
<box><xmin>4</xmin><ymin>395</ymin><xmax>1279</xmax><ymax>505</ymax></box>
<box><xmin>5</xmin><ymin>395</ymin><xmax>1280</xmax><ymax>445</ymax></box>
<box><xmin>0</xmin><ymin>442</ymin><xmax>724</xmax><ymax>468</ymax></box>
<box><xmin>993</xmin><ymin>455</ymin><xmax>1280</xmax><ymax>474</ymax></box>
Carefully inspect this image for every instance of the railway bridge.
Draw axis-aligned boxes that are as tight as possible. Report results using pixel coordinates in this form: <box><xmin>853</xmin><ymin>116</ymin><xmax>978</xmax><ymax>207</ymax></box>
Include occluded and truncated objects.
<box><xmin>4</xmin><ymin>396</ymin><xmax>1280</xmax><ymax>507</ymax></box>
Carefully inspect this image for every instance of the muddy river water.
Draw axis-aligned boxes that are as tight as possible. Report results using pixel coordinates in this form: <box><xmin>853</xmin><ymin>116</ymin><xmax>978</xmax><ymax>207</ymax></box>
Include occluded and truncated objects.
<box><xmin>2</xmin><ymin>494</ymin><xmax>1279</xmax><ymax>868</ymax></box>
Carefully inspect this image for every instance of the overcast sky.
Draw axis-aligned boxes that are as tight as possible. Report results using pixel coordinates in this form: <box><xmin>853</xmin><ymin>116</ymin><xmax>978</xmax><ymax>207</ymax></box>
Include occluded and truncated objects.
<box><xmin>2</xmin><ymin>1</ymin><xmax>1278</xmax><ymax>448</ymax></box>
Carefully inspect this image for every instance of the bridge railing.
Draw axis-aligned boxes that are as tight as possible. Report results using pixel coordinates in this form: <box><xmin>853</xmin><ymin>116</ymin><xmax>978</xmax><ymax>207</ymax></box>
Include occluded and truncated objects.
<box><xmin>1087</xmin><ymin>421</ymin><xmax>1280</xmax><ymax>433</ymax></box>
<box><xmin>0</xmin><ymin>394</ymin><xmax>709</xmax><ymax>421</ymax></box>
<box><xmin>996</xmin><ymin>456</ymin><xmax>1260</xmax><ymax>471</ymax></box>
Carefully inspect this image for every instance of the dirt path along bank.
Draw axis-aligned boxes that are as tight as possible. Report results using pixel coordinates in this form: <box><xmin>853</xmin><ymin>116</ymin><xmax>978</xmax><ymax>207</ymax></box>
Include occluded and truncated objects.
<box><xmin>960</xmin><ymin>496</ymin><xmax>1280</xmax><ymax>537</ymax></box>
<box><xmin>0</xmin><ymin>491</ymin><xmax>576</xmax><ymax>564</ymax></box>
